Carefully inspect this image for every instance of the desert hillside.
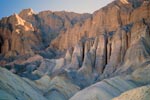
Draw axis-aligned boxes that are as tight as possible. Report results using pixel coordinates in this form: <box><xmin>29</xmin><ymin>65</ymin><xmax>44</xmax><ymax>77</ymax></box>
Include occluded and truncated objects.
<box><xmin>0</xmin><ymin>0</ymin><xmax>150</xmax><ymax>100</ymax></box>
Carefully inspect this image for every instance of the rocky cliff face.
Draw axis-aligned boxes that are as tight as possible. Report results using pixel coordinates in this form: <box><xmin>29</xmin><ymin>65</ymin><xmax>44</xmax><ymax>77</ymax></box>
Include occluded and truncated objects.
<box><xmin>19</xmin><ymin>9</ymin><xmax>91</xmax><ymax>47</ymax></box>
<box><xmin>0</xmin><ymin>9</ymin><xmax>91</xmax><ymax>58</ymax></box>
<box><xmin>51</xmin><ymin>0</ymin><xmax>150</xmax><ymax>79</ymax></box>
<box><xmin>1</xmin><ymin>0</ymin><xmax>150</xmax><ymax>100</ymax></box>
<box><xmin>52</xmin><ymin>0</ymin><xmax>150</xmax><ymax>50</ymax></box>
<box><xmin>0</xmin><ymin>14</ymin><xmax>39</xmax><ymax>57</ymax></box>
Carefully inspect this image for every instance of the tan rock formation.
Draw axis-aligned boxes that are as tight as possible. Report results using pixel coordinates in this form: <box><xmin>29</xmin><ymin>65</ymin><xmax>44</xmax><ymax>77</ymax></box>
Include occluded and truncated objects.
<box><xmin>95</xmin><ymin>35</ymin><xmax>107</xmax><ymax>74</ymax></box>
<box><xmin>44</xmin><ymin>76</ymin><xmax>80</xmax><ymax>100</ymax></box>
<box><xmin>19</xmin><ymin>8</ymin><xmax>35</xmax><ymax>17</ymax></box>
<box><xmin>113</xmin><ymin>85</ymin><xmax>150</xmax><ymax>100</ymax></box>
<box><xmin>114</xmin><ymin>20</ymin><xmax>150</xmax><ymax>75</ymax></box>
<box><xmin>51</xmin><ymin>0</ymin><xmax>150</xmax><ymax>50</ymax></box>
<box><xmin>0</xmin><ymin>1</ymin><xmax>150</xmax><ymax>100</ymax></box>
<box><xmin>70</xmin><ymin>76</ymin><xmax>137</xmax><ymax>100</ymax></box>
<box><xmin>131</xmin><ymin>64</ymin><xmax>150</xmax><ymax>84</ymax></box>
<box><xmin>0</xmin><ymin>67</ymin><xmax>47</xmax><ymax>100</ymax></box>
<box><xmin>67</xmin><ymin>42</ymin><xmax>84</xmax><ymax>69</ymax></box>
<box><xmin>0</xmin><ymin>14</ymin><xmax>39</xmax><ymax>57</ymax></box>
<box><xmin>0</xmin><ymin>8</ymin><xmax>91</xmax><ymax>57</ymax></box>
<box><xmin>120</xmin><ymin>0</ymin><xmax>130</xmax><ymax>4</ymax></box>
<box><xmin>19</xmin><ymin>9</ymin><xmax>91</xmax><ymax>47</ymax></box>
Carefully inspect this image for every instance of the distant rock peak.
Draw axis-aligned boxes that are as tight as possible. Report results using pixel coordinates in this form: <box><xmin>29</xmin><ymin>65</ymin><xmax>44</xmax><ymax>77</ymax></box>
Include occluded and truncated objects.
<box><xmin>9</xmin><ymin>13</ymin><xmax>33</xmax><ymax>31</ymax></box>
<box><xmin>10</xmin><ymin>13</ymin><xmax>26</xmax><ymax>25</ymax></box>
<box><xmin>120</xmin><ymin>0</ymin><xmax>150</xmax><ymax>8</ymax></box>
<box><xmin>19</xmin><ymin>8</ymin><xmax>35</xmax><ymax>16</ymax></box>
<box><xmin>120</xmin><ymin>0</ymin><xmax>130</xmax><ymax>4</ymax></box>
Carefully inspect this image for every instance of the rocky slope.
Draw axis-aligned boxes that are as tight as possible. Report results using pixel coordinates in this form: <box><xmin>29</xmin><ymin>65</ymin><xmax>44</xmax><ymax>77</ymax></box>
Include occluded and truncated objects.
<box><xmin>0</xmin><ymin>0</ymin><xmax>150</xmax><ymax>100</ymax></box>
<box><xmin>0</xmin><ymin>67</ymin><xmax>47</xmax><ymax>100</ymax></box>
<box><xmin>18</xmin><ymin>8</ymin><xmax>91</xmax><ymax>47</ymax></box>
<box><xmin>70</xmin><ymin>76</ymin><xmax>138</xmax><ymax>100</ymax></box>
<box><xmin>0</xmin><ymin>8</ymin><xmax>91</xmax><ymax>58</ymax></box>
<box><xmin>70</xmin><ymin>63</ymin><xmax>150</xmax><ymax>100</ymax></box>
<box><xmin>52</xmin><ymin>0</ymin><xmax>150</xmax><ymax>50</ymax></box>
<box><xmin>0</xmin><ymin>14</ymin><xmax>38</xmax><ymax>57</ymax></box>
<box><xmin>112</xmin><ymin>85</ymin><xmax>150</xmax><ymax>100</ymax></box>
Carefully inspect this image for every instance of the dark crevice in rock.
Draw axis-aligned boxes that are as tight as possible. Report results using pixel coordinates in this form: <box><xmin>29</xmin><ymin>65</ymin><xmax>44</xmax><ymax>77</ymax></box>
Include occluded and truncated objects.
<box><xmin>0</xmin><ymin>36</ymin><xmax>4</xmax><ymax>53</ymax></box>
<box><xmin>122</xmin><ymin>24</ymin><xmax>133</xmax><ymax>33</ymax></box>
<box><xmin>105</xmin><ymin>35</ymin><xmax>108</xmax><ymax>68</ymax></box>
<box><xmin>82</xmin><ymin>42</ymin><xmax>85</xmax><ymax>63</ymax></box>
<box><xmin>108</xmin><ymin>43</ymin><xmax>112</xmax><ymax>62</ymax></box>
<box><xmin>8</xmin><ymin>23</ymin><xmax>13</xmax><ymax>32</ymax></box>
<box><xmin>148</xmin><ymin>25</ymin><xmax>150</xmax><ymax>37</ymax></box>
<box><xmin>128</xmin><ymin>0</ymin><xmax>143</xmax><ymax>8</ymax></box>
<box><xmin>102</xmin><ymin>36</ymin><xmax>108</xmax><ymax>73</ymax></box>
<box><xmin>0</xmin><ymin>23</ymin><xmax>13</xmax><ymax>32</ymax></box>
<box><xmin>8</xmin><ymin>39</ymin><xmax>11</xmax><ymax>51</ymax></box>
<box><xmin>126</xmin><ymin>33</ymin><xmax>129</xmax><ymax>49</ymax></box>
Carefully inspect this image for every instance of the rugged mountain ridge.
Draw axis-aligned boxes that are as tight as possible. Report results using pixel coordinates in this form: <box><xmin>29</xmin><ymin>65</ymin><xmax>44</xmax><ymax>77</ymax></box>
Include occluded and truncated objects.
<box><xmin>19</xmin><ymin>9</ymin><xmax>91</xmax><ymax>47</ymax></box>
<box><xmin>52</xmin><ymin>0</ymin><xmax>150</xmax><ymax>78</ymax></box>
<box><xmin>1</xmin><ymin>0</ymin><xmax>150</xmax><ymax>100</ymax></box>
<box><xmin>52</xmin><ymin>0</ymin><xmax>150</xmax><ymax>50</ymax></box>
<box><xmin>0</xmin><ymin>9</ymin><xmax>91</xmax><ymax>58</ymax></box>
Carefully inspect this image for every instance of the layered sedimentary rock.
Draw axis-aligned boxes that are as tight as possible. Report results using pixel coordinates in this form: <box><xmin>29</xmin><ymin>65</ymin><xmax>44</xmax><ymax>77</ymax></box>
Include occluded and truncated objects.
<box><xmin>70</xmin><ymin>76</ymin><xmax>137</xmax><ymax>100</ymax></box>
<box><xmin>0</xmin><ymin>8</ymin><xmax>91</xmax><ymax>58</ymax></box>
<box><xmin>103</xmin><ymin>19</ymin><xmax>150</xmax><ymax>77</ymax></box>
<box><xmin>131</xmin><ymin>64</ymin><xmax>150</xmax><ymax>84</ymax></box>
<box><xmin>0</xmin><ymin>14</ymin><xmax>39</xmax><ymax>57</ymax></box>
<box><xmin>58</xmin><ymin>18</ymin><xmax>150</xmax><ymax>82</ymax></box>
<box><xmin>0</xmin><ymin>0</ymin><xmax>150</xmax><ymax>100</ymax></box>
<box><xmin>52</xmin><ymin>0</ymin><xmax>150</xmax><ymax>50</ymax></box>
<box><xmin>69</xmin><ymin>60</ymin><xmax>150</xmax><ymax>100</ymax></box>
<box><xmin>19</xmin><ymin>8</ymin><xmax>91</xmax><ymax>47</ymax></box>
<box><xmin>112</xmin><ymin>85</ymin><xmax>150</xmax><ymax>100</ymax></box>
<box><xmin>0</xmin><ymin>67</ymin><xmax>47</xmax><ymax>100</ymax></box>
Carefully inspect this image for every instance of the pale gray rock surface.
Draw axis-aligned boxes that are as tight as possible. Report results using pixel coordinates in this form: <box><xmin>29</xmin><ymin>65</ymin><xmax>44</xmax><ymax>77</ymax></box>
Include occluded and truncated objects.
<box><xmin>113</xmin><ymin>85</ymin><xmax>150</xmax><ymax>100</ymax></box>
<box><xmin>70</xmin><ymin>76</ymin><xmax>137</xmax><ymax>100</ymax></box>
<box><xmin>0</xmin><ymin>67</ymin><xmax>47</xmax><ymax>100</ymax></box>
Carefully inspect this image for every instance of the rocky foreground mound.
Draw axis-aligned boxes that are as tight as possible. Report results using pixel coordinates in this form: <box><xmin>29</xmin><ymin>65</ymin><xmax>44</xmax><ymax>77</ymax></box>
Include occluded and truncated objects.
<box><xmin>113</xmin><ymin>85</ymin><xmax>150</xmax><ymax>100</ymax></box>
<box><xmin>1</xmin><ymin>0</ymin><xmax>150</xmax><ymax>100</ymax></box>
